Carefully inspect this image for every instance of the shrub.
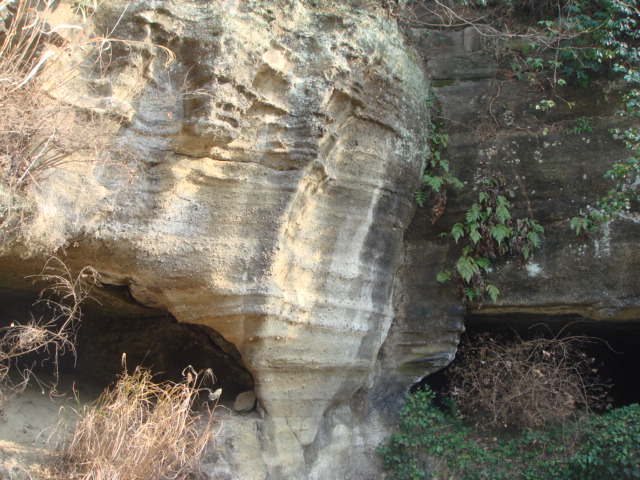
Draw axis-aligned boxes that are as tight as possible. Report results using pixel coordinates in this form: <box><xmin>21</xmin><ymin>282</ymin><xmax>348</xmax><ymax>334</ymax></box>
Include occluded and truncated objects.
<box><xmin>447</xmin><ymin>332</ymin><xmax>609</xmax><ymax>430</ymax></box>
<box><xmin>378</xmin><ymin>386</ymin><xmax>490</xmax><ymax>480</ymax></box>
<box><xmin>567</xmin><ymin>403</ymin><xmax>640</xmax><ymax>480</ymax></box>
<box><xmin>379</xmin><ymin>386</ymin><xmax>640</xmax><ymax>480</ymax></box>
<box><xmin>55</xmin><ymin>364</ymin><xmax>218</xmax><ymax>480</ymax></box>
<box><xmin>0</xmin><ymin>257</ymin><xmax>99</xmax><ymax>404</ymax></box>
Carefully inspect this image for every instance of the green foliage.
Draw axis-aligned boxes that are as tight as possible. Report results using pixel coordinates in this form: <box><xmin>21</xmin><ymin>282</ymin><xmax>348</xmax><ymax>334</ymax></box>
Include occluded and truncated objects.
<box><xmin>570</xmin><ymin>214</ymin><xmax>599</xmax><ymax>235</ymax></box>
<box><xmin>460</xmin><ymin>0</ymin><xmax>640</xmax><ymax>234</ymax></box>
<box><xmin>379</xmin><ymin>385</ymin><xmax>640</xmax><ymax>480</ymax></box>
<box><xmin>566</xmin><ymin>117</ymin><xmax>593</xmax><ymax>135</ymax></box>
<box><xmin>439</xmin><ymin>175</ymin><xmax>543</xmax><ymax>302</ymax></box>
<box><xmin>414</xmin><ymin>112</ymin><xmax>463</xmax><ymax>223</ymax></box>
<box><xmin>567</xmin><ymin>404</ymin><xmax>640</xmax><ymax>479</ymax></box>
<box><xmin>528</xmin><ymin>1</ymin><xmax>640</xmax><ymax>224</ymax></box>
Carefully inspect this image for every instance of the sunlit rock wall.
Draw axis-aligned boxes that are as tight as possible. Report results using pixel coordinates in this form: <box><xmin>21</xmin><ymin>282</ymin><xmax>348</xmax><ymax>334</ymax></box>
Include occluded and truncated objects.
<box><xmin>0</xmin><ymin>1</ymin><xmax>433</xmax><ymax>478</ymax></box>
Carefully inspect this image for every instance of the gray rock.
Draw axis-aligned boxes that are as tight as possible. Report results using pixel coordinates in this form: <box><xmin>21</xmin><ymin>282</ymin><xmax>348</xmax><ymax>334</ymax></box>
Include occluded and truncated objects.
<box><xmin>233</xmin><ymin>390</ymin><xmax>256</xmax><ymax>412</ymax></box>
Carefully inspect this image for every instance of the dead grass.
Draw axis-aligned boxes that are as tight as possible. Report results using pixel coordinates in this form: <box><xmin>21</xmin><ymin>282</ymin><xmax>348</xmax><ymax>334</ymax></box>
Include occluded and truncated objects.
<box><xmin>447</xmin><ymin>332</ymin><xmax>611</xmax><ymax>430</ymax></box>
<box><xmin>0</xmin><ymin>1</ymin><xmax>172</xmax><ymax>242</ymax></box>
<box><xmin>0</xmin><ymin>257</ymin><xmax>100</xmax><ymax>404</ymax></box>
<box><xmin>55</xmin><ymin>364</ymin><xmax>218</xmax><ymax>480</ymax></box>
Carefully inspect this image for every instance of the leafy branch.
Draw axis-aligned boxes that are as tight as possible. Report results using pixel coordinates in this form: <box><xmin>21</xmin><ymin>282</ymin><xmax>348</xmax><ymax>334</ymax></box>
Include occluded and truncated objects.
<box><xmin>438</xmin><ymin>175</ymin><xmax>544</xmax><ymax>302</ymax></box>
<box><xmin>415</xmin><ymin>116</ymin><xmax>464</xmax><ymax>224</ymax></box>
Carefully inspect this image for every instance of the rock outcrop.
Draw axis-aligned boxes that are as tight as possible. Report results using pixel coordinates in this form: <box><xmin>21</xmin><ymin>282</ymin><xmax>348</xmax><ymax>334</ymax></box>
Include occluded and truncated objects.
<box><xmin>1</xmin><ymin>2</ymin><xmax>639</xmax><ymax>479</ymax></box>
<box><xmin>1</xmin><ymin>1</ymin><xmax>432</xmax><ymax>478</ymax></box>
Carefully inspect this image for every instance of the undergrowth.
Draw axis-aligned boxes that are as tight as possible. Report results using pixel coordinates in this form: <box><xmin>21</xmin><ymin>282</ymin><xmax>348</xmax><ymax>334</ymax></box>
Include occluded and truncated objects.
<box><xmin>378</xmin><ymin>333</ymin><xmax>637</xmax><ymax>480</ymax></box>
<box><xmin>54</xmin><ymin>364</ymin><xmax>218</xmax><ymax>480</ymax></box>
<box><xmin>379</xmin><ymin>386</ymin><xmax>640</xmax><ymax>480</ymax></box>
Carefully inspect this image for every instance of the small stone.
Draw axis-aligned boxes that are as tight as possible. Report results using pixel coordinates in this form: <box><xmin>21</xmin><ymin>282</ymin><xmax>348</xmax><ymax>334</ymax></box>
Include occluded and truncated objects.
<box><xmin>233</xmin><ymin>390</ymin><xmax>256</xmax><ymax>413</ymax></box>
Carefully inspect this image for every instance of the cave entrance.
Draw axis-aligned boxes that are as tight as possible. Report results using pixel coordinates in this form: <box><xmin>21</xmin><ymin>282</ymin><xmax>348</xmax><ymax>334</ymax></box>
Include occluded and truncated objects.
<box><xmin>1</xmin><ymin>283</ymin><xmax>254</xmax><ymax>406</ymax></box>
<box><xmin>427</xmin><ymin>313</ymin><xmax>640</xmax><ymax>408</ymax></box>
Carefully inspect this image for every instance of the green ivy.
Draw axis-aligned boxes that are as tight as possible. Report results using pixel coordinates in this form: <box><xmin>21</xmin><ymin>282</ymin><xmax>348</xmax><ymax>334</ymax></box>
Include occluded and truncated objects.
<box><xmin>438</xmin><ymin>175</ymin><xmax>543</xmax><ymax>302</ymax></box>
<box><xmin>459</xmin><ymin>1</ymin><xmax>640</xmax><ymax>234</ymax></box>
<box><xmin>379</xmin><ymin>386</ymin><xmax>640</xmax><ymax>480</ymax></box>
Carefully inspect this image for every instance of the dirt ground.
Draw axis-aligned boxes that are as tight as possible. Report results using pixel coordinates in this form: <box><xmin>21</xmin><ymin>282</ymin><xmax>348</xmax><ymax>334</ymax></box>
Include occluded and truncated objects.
<box><xmin>0</xmin><ymin>374</ymin><xmax>104</xmax><ymax>480</ymax></box>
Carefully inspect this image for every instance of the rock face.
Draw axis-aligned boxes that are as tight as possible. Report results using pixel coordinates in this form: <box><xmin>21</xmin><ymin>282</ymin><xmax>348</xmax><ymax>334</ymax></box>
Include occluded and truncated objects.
<box><xmin>401</xmin><ymin>23</ymin><xmax>640</xmax><ymax>321</ymax></box>
<box><xmin>1</xmin><ymin>1</ymin><xmax>431</xmax><ymax>478</ymax></box>
<box><xmin>383</xmin><ymin>22</ymin><xmax>640</xmax><ymax>408</ymax></box>
<box><xmin>2</xmin><ymin>2</ymin><xmax>640</xmax><ymax>479</ymax></box>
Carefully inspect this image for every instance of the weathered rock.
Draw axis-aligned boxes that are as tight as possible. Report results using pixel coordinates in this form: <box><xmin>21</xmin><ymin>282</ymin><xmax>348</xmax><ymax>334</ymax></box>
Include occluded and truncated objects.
<box><xmin>393</xmin><ymin>24</ymin><xmax>640</xmax><ymax>366</ymax></box>
<box><xmin>233</xmin><ymin>390</ymin><xmax>256</xmax><ymax>412</ymax></box>
<box><xmin>3</xmin><ymin>3</ymin><xmax>639</xmax><ymax>479</ymax></box>
<box><xmin>0</xmin><ymin>1</ymin><xmax>430</xmax><ymax>478</ymax></box>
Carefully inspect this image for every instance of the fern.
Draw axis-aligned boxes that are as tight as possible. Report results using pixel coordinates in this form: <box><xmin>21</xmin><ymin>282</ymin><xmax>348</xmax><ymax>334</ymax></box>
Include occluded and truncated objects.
<box><xmin>475</xmin><ymin>257</ymin><xmax>491</xmax><ymax>272</ymax></box>
<box><xmin>486</xmin><ymin>284</ymin><xmax>500</xmax><ymax>302</ymax></box>
<box><xmin>466</xmin><ymin>203</ymin><xmax>481</xmax><ymax>223</ymax></box>
<box><xmin>469</xmin><ymin>225</ymin><xmax>482</xmax><ymax>244</ymax></box>
<box><xmin>456</xmin><ymin>255</ymin><xmax>479</xmax><ymax>283</ymax></box>
<box><xmin>446</xmin><ymin>174</ymin><xmax>464</xmax><ymax>190</ymax></box>
<box><xmin>526</xmin><ymin>231</ymin><xmax>541</xmax><ymax>248</ymax></box>
<box><xmin>490</xmin><ymin>224</ymin><xmax>511</xmax><ymax>244</ymax></box>
<box><xmin>414</xmin><ymin>114</ymin><xmax>462</xmax><ymax>222</ymax></box>
<box><xmin>439</xmin><ymin>175</ymin><xmax>543</xmax><ymax>303</ymax></box>
<box><xmin>423</xmin><ymin>174</ymin><xmax>445</xmax><ymax>192</ymax></box>
<box><xmin>414</xmin><ymin>189</ymin><xmax>427</xmax><ymax>208</ymax></box>
<box><xmin>496</xmin><ymin>204</ymin><xmax>511</xmax><ymax>224</ymax></box>
<box><xmin>437</xmin><ymin>271</ymin><xmax>452</xmax><ymax>283</ymax></box>
<box><xmin>451</xmin><ymin>223</ymin><xmax>465</xmax><ymax>243</ymax></box>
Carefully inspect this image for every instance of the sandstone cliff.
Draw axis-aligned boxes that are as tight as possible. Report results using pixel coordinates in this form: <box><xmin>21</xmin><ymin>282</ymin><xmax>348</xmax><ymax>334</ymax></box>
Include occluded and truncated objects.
<box><xmin>0</xmin><ymin>1</ymin><xmax>639</xmax><ymax>479</ymax></box>
<box><xmin>2</xmin><ymin>1</ymin><xmax>432</xmax><ymax>478</ymax></box>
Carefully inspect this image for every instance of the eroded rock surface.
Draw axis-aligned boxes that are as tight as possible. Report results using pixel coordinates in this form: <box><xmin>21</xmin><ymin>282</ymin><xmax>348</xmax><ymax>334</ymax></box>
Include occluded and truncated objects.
<box><xmin>3</xmin><ymin>2</ymin><xmax>639</xmax><ymax>479</ymax></box>
<box><xmin>1</xmin><ymin>1</ymin><xmax>430</xmax><ymax>478</ymax></box>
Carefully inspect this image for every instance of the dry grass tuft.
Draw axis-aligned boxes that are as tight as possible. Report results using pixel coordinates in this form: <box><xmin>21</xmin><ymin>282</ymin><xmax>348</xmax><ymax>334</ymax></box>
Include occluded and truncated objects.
<box><xmin>0</xmin><ymin>1</ymin><xmax>170</xmax><ymax>242</ymax></box>
<box><xmin>55</xmin><ymin>363</ymin><xmax>218</xmax><ymax>480</ymax></box>
<box><xmin>0</xmin><ymin>257</ymin><xmax>100</xmax><ymax>403</ymax></box>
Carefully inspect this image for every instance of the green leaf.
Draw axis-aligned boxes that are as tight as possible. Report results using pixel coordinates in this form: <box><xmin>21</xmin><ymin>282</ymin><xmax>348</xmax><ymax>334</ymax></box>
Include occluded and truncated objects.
<box><xmin>490</xmin><ymin>224</ymin><xmax>511</xmax><ymax>244</ymax></box>
<box><xmin>478</xmin><ymin>192</ymin><xmax>489</xmax><ymax>204</ymax></box>
<box><xmin>451</xmin><ymin>223</ymin><xmax>465</xmax><ymax>243</ymax></box>
<box><xmin>463</xmin><ymin>287</ymin><xmax>477</xmax><ymax>301</ymax></box>
<box><xmin>486</xmin><ymin>284</ymin><xmax>500</xmax><ymax>302</ymax></box>
<box><xmin>437</xmin><ymin>271</ymin><xmax>452</xmax><ymax>283</ymax></box>
<box><xmin>475</xmin><ymin>257</ymin><xmax>491</xmax><ymax>271</ymax></box>
<box><xmin>414</xmin><ymin>189</ymin><xmax>427</xmax><ymax>207</ymax></box>
<box><xmin>496</xmin><ymin>204</ymin><xmax>511</xmax><ymax>224</ymax></box>
<box><xmin>424</xmin><ymin>175</ymin><xmax>444</xmax><ymax>192</ymax></box>
<box><xmin>456</xmin><ymin>256</ymin><xmax>479</xmax><ymax>283</ymax></box>
<box><xmin>469</xmin><ymin>227</ymin><xmax>482</xmax><ymax>244</ymax></box>
<box><xmin>466</xmin><ymin>203</ymin><xmax>480</xmax><ymax>223</ymax></box>
<box><xmin>447</xmin><ymin>175</ymin><xmax>464</xmax><ymax>190</ymax></box>
<box><xmin>526</xmin><ymin>231</ymin><xmax>541</xmax><ymax>248</ymax></box>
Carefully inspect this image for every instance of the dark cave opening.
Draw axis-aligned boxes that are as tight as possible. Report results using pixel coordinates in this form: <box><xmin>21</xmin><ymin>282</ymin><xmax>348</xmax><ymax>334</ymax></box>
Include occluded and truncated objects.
<box><xmin>425</xmin><ymin>313</ymin><xmax>640</xmax><ymax>408</ymax></box>
<box><xmin>0</xmin><ymin>284</ymin><xmax>254</xmax><ymax>405</ymax></box>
